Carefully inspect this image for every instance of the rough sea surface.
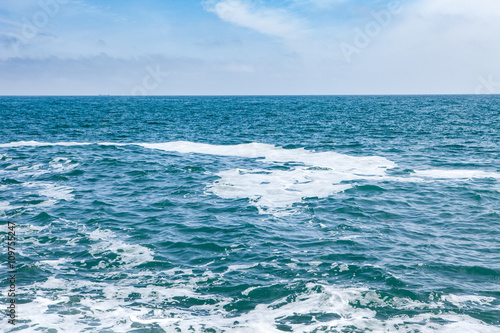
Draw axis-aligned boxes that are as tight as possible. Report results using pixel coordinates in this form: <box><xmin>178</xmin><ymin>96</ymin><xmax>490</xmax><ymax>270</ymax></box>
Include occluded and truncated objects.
<box><xmin>1</xmin><ymin>96</ymin><xmax>499</xmax><ymax>332</ymax></box>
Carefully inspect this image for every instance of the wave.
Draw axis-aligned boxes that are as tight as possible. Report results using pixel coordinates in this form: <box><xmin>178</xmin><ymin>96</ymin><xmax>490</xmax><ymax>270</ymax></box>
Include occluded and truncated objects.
<box><xmin>16</xmin><ymin>223</ymin><xmax>500</xmax><ymax>333</ymax></box>
<box><xmin>16</xmin><ymin>217</ymin><xmax>500</xmax><ymax>332</ymax></box>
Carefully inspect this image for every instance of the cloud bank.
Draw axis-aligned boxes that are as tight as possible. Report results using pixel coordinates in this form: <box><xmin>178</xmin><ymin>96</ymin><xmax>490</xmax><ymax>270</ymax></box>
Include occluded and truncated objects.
<box><xmin>0</xmin><ymin>0</ymin><xmax>499</xmax><ymax>95</ymax></box>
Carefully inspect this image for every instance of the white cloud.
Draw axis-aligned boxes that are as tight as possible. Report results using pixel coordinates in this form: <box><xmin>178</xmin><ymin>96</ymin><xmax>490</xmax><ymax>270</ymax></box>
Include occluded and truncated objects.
<box><xmin>417</xmin><ymin>0</ymin><xmax>500</xmax><ymax>19</ymax></box>
<box><xmin>333</xmin><ymin>0</ymin><xmax>500</xmax><ymax>94</ymax></box>
<box><xmin>383</xmin><ymin>0</ymin><xmax>500</xmax><ymax>60</ymax></box>
<box><xmin>204</xmin><ymin>0</ymin><xmax>303</xmax><ymax>39</ymax></box>
<box><xmin>292</xmin><ymin>0</ymin><xmax>346</xmax><ymax>9</ymax></box>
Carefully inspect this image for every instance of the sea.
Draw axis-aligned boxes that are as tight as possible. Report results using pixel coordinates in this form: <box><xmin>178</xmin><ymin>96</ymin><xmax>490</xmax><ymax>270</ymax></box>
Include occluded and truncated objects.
<box><xmin>0</xmin><ymin>95</ymin><xmax>499</xmax><ymax>332</ymax></box>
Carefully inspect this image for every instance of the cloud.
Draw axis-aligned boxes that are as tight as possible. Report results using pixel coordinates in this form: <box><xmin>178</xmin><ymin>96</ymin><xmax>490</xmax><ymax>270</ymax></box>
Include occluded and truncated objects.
<box><xmin>1</xmin><ymin>0</ymin><xmax>499</xmax><ymax>95</ymax></box>
<box><xmin>0</xmin><ymin>34</ymin><xmax>21</xmax><ymax>49</ymax></box>
<box><xmin>331</xmin><ymin>0</ymin><xmax>500</xmax><ymax>94</ymax></box>
<box><xmin>292</xmin><ymin>0</ymin><xmax>347</xmax><ymax>9</ymax></box>
<box><xmin>417</xmin><ymin>0</ymin><xmax>500</xmax><ymax>19</ymax></box>
<box><xmin>204</xmin><ymin>0</ymin><xmax>303</xmax><ymax>39</ymax></box>
<box><xmin>0</xmin><ymin>52</ymin><xmax>311</xmax><ymax>95</ymax></box>
<box><xmin>0</xmin><ymin>54</ymin><xmax>202</xmax><ymax>95</ymax></box>
<box><xmin>381</xmin><ymin>0</ymin><xmax>500</xmax><ymax>59</ymax></box>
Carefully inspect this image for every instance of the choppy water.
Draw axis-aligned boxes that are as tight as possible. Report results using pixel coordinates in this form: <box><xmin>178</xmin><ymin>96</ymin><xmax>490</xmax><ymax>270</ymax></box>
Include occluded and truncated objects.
<box><xmin>1</xmin><ymin>96</ymin><xmax>499</xmax><ymax>332</ymax></box>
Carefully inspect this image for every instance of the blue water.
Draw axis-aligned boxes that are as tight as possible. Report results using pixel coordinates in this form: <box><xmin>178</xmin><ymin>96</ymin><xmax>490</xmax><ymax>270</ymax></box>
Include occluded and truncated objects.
<box><xmin>1</xmin><ymin>96</ymin><xmax>499</xmax><ymax>332</ymax></box>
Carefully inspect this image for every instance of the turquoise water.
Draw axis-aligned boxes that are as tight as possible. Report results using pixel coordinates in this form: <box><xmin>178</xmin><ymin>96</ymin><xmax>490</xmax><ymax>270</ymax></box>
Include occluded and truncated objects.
<box><xmin>1</xmin><ymin>96</ymin><xmax>499</xmax><ymax>332</ymax></box>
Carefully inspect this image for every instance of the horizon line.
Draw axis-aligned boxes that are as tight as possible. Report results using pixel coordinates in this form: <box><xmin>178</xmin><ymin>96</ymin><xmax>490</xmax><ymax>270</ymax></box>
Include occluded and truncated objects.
<box><xmin>0</xmin><ymin>94</ymin><xmax>499</xmax><ymax>97</ymax></box>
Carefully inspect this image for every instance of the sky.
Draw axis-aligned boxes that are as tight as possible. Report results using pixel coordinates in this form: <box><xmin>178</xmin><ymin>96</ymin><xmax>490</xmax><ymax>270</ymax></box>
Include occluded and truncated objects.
<box><xmin>0</xmin><ymin>0</ymin><xmax>499</xmax><ymax>95</ymax></box>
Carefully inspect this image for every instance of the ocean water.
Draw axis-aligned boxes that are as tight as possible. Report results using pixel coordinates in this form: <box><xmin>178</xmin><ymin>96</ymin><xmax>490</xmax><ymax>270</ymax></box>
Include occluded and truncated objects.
<box><xmin>0</xmin><ymin>95</ymin><xmax>499</xmax><ymax>332</ymax></box>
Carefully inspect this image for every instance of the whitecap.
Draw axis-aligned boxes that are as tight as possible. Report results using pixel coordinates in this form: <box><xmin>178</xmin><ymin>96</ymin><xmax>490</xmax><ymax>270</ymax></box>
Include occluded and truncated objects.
<box><xmin>89</xmin><ymin>228</ymin><xmax>154</xmax><ymax>269</ymax></box>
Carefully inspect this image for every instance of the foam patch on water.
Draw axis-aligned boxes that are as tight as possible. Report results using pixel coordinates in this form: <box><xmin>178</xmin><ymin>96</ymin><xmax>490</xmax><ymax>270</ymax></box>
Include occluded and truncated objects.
<box><xmin>415</xmin><ymin>169</ymin><xmax>500</xmax><ymax>180</ymax></box>
<box><xmin>441</xmin><ymin>294</ymin><xmax>496</xmax><ymax>307</ymax></box>
<box><xmin>139</xmin><ymin>142</ymin><xmax>396</xmax><ymax>173</ymax></box>
<box><xmin>37</xmin><ymin>258</ymin><xmax>69</xmax><ymax>270</ymax></box>
<box><xmin>139</xmin><ymin>142</ymin><xmax>397</xmax><ymax>215</ymax></box>
<box><xmin>2</xmin><ymin>141</ymin><xmax>499</xmax><ymax>216</ymax></box>
<box><xmin>34</xmin><ymin>183</ymin><xmax>75</xmax><ymax>201</ymax></box>
<box><xmin>49</xmin><ymin>156</ymin><xmax>79</xmax><ymax>172</ymax></box>
<box><xmin>226</xmin><ymin>263</ymin><xmax>259</xmax><ymax>272</ymax></box>
<box><xmin>89</xmin><ymin>228</ymin><xmax>154</xmax><ymax>268</ymax></box>
<box><xmin>0</xmin><ymin>152</ymin><xmax>79</xmax><ymax>210</ymax></box>
<box><xmin>127</xmin><ymin>283</ymin><xmax>500</xmax><ymax>333</ymax></box>
<box><xmin>137</xmin><ymin>142</ymin><xmax>499</xmax><ymax>215</ymax></box>
<box><xmin>0</xmin><ymin>140</ymin><xmax>92</xmax><ymax>148</ymax></box>
<box><xmin>2</xmin><ymin>140</ymin><xmax>394</xmax><ymax>170</ymax></box>
<box><xmin>15</xmin><ymin>163</ymin><xmax>51</xmax><ymax>177</ymax></box>
<box><xmin>208</xmin><ymin>167</ymin><xmax>355</xmax><ymax>215</ymax></box>
<box><xmin>0</xmin><ymin>200</ymin><xmax>13</xmax><ymax>216</ymax></box>
<box><xmin>0</xmin><ymin>159</ymin><xmax>78</xmax><ymax>180</ymax></box>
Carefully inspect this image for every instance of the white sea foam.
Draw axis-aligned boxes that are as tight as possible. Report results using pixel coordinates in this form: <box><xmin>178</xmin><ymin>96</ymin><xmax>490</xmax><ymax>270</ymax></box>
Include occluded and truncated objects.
<box><xmin>441</xmin><ymin>294</ymin><xmax>496</xmax><ymax>307</ymax></box>
<box><xmin>415</xmin><ymin>169</ymin><xmax>500</xmax><ymax>180</ymax></box>
<box><xmin>125</xmin><ymin>283</ymin><xmax>500</xmax><ymax>333</ymax></box>
<box><xmin>12</xmin><ymin>223</ymin><xmax>500</xmax><ymax>333</ymax></box>
<box><xmin>0</xmin><ymin>153</ymin><xmax>78</xmax><ymax>209</ymax></box>
<box><xmin>89</xmin><ymin>228</ymin><xmax>154</xmax><ymax>268</ymax></box>
<box><xmin>49</xmin><ymin>157</ymin><xmax>78</xmax><ymax>172</ymax></box>
<box><xmin>0</xmin><ymin>153</ymin><xmax>12</xmax><ymax>161</ymax></box>
<box><xmin>226</xmin><ymin>263</ymin><xmax>259</xmax><ymax>272</ymax></box>
<box><xmin>0</xmin><ymin>200</ymin><xmax>12</xmax><ymax>209</ymax></box>
<box><xmin>308</xmin><ymin>261</ymin><xmax>322</xmax><ymax>267</ymax></box>
<box><xmin>0</xmin><ymin>200</ymin><xmax>13</xmax><ymax>216</ymax></box>
<box><xmin>208</xmin><ymin>167</ymin><xmax>354</xmax><ymax>215</ymax></box>
<box><xmin>1</xmin><ymin>159</ymin><xmax>77</xmax><ymax>181</ymax></box>
<box><xmin>37</xmin><ymin>258</ymin><xmax>69</xmax><ymax>270</ymax></box>
<box><xmin>2</xmin><ymin>141</ymin><xmax>499</xmax><ymax>216</ymax></box>
<box><xmin>139</xmin><ymin>142</ymin><xmax>396</xmax><ymax>173</ymax></box>
<box><xmin>338</xmin><ymin>263</ymin><xmax>349</xmax><ymax>272</ymax></box>
<box><xmin>16</xmin><ymin>163</ymin><xmax>51</xmax><ymax>177</ymax></box>
<box><xmin>23</xmin><ymin>182</ymin><xmax>75</xmax><ymax>201</ymax></box>
<box><xmin>38</xmin><ymin>183</ymin><xmax>75</xmax><ymax>201</ymax></box>
<box><xmin>3</xmin><ymin>141</ymin><xmax>499</xmax><ymax>332</ymax></box>
<box><xmin>242</xmin><ymin>286</ymin><xmax>260</xmax><ymax>296</ymax></box>
<box><xmin>136</xmin><ymin>142</ymin><xmax>499</xmax><ymax>215</ymax></box>
<box><xmin>0</xmin><ymin>140</ymin><xmax>92</xmax><ymax>147</ymax></box>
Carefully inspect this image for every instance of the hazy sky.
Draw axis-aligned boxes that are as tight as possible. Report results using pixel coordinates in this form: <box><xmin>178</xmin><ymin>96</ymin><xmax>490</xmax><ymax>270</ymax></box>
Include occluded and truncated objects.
<box><xmin>0</xmin><ymin>0</ymin><xmax>499</xmax><ymax>95</ymax></box>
